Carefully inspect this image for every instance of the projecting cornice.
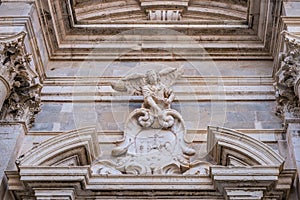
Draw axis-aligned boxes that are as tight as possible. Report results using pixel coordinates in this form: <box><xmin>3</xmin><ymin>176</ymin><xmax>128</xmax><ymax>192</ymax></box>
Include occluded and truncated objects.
<box><xmin>30</xmin><ymin>0</ymin><xmax>276</xmax><ymax>61</ymax></box>
<box><xmin>6</xmin><ymin>126</ymin><xmax>296</xmax><ymax>199</ymax></box>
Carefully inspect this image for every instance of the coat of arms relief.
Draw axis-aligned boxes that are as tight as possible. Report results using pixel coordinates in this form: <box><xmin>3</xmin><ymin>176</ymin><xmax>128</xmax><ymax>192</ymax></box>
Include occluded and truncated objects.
<box><xmin>91</xmin><ymin>67</ymin><xmax>210</xmax><ymax>175</ymax></box>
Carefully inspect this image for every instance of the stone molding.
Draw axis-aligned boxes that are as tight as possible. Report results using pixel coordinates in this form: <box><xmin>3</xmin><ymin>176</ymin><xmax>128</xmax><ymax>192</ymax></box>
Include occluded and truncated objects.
<box><xmin>34</xmin><ymin>188</ymin><xmax>75</xmax><ymax>200</ymax></box>
<box><xmin>17</xmin><ymin>127</ymin><xmax>99</xmax><ymax>166</ymax></box>
<box><xmin>207</xmin><ymin>126</ymin><xmax>295</xmax><ymax>199</ymax></box>
<box><xmin>6</xmin><ymin>126</ymin><xmax>295</xmax><ymax>199</ymax></box>
<box><xmin>41</xmin><ymin>76</ymin><xmax>275</xmax><ymax>102</ymax></box>
<box><xmin>0</xmin><ymin>2</ymin><xmax>47</xmax><ymax>80</ymax></box>
<box><xmin>0</xmin><ymin>31</ymin><xmax>42</xmax><ymax>128</ymax></box>
<box><xmin>33</xmin><ymin>0</ymin><xmax>275</xmax><ymax>60</ymax></box>
<box><xmin>139</xmin><ymin>0</ymin><xmax>189</xmax><ymax>9</ymax></box>
<box><xmin>207</xmin><ymin>126</ymin><xmax>284</xmax><ymax>166</ymax></box>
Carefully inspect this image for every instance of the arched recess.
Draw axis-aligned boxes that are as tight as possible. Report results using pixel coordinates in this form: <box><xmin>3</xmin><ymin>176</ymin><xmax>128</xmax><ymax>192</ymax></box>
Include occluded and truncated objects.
<box><xmin>207</xmin><ymin>126</ymin><xmax>284</xmax><ymax>167</ymax></box>
<box><xmin>207</xmin><ymin>127</ymin><xmax>295</xmax><ymax>200</ymax></box>
<box><xmin>17</xmin><ymin>127</ymin><xmax>100</xmax><ymax>166</ymax></box>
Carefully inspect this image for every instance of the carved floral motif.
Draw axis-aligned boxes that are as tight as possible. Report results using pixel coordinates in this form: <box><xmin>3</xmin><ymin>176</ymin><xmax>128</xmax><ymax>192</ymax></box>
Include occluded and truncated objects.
<box><xmin>0</xmin><ymin>32</ymin><xmax>42</xmax><ymax>127</ymax></box>
<box><xmin>274</xmin><ymin>31</ymin><xmax>300</xmax><ymax>119</ymax></box>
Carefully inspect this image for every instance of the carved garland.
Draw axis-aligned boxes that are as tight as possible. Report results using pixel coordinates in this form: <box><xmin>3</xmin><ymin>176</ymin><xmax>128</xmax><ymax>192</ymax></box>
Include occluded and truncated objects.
<box><xmin>0</xmin><ymin>32</ymin><xmax>42</xmax><ymax>127</ymax></box>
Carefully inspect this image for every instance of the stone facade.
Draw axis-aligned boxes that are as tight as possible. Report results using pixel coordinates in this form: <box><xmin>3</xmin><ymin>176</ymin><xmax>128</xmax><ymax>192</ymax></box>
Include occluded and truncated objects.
<box><xmin>0</xmin><ymin>0</ymin><xmax>300</xmax><ymax>199</ymax></box>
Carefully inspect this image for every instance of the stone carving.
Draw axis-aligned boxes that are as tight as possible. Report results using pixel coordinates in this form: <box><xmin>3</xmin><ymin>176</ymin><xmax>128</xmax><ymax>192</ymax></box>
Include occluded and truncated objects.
<box><xmin>147</xmin><ymin>10</ymin><xmax>182</xmax><ymax>21</ymax></box>
<box><xmin>92</xmin><ymin>68</ymin><xmax>209</xmax><ymax>175</ymax></box>
<box><xmin>140</xmin><ymin>0</ymin><xmax>188</xmax><ymax>21</ymax></box>
<box><xmin>139</xmin><ymin>0</ymin><xmax>190</xmax><ymax>10</ymax></box>
<box><xmin>274</xmin><ymin>31</ymin><xmax>300</xmax><ymax>119</ymax></box>
<box><xmin>0</xmin><ymin>32</ymin><xmax>42</xmax><ymax>127</ymax></box>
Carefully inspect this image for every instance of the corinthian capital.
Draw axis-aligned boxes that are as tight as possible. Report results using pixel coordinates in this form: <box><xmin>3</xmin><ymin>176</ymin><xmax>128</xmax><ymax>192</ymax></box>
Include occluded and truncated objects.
<box><xmin>0</xmin><ymin>32</ymin><xmax>42</xmax><ymax>128</ymax></box>
<box><xmin>274</xmin><ymin>31</ymin><xmax>300</xmax><ymax>119</ymax></box>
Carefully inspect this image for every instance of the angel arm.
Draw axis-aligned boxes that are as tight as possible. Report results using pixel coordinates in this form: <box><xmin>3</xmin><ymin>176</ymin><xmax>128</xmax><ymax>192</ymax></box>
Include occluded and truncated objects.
<box><xmin>164</xmin><ymin>88</ymin><xmax>174</xmax><ymax>105</ymax></box>
<box><xmin>142</xmin><ymin>85</ymin><xmax>162</xmax><ymax>115</ymax></box>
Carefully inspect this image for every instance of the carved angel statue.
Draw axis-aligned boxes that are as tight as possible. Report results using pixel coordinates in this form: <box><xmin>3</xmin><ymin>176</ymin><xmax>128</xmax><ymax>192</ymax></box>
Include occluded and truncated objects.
<box><xmin>112</xmin><ymin>67</ymin><xmax>183</xmax><ymax>128</ymax></box>
<box><xmin>106</xmin><ymin>67</ymin><xmax>197</xmax><ymax>173</ymax></box>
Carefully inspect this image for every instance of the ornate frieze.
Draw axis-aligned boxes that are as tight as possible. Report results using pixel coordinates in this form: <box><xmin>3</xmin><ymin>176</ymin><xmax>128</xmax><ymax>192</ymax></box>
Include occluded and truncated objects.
<box><xmin>274</xmin><ymin>31</ymin><xmax>300</xmax><ymax>120</ymax></box>
<box><xmin>0</xmin><ymin>32</ymin><xmax>42</xmax><ymax>128</ymax></box>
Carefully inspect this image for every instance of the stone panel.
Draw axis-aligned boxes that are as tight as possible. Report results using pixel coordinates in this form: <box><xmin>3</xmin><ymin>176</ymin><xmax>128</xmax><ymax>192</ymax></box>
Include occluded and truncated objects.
<box><xmin>31</xmin><ymin>101</ymin><xmax>282</xmax><ymax>131</ymax></box>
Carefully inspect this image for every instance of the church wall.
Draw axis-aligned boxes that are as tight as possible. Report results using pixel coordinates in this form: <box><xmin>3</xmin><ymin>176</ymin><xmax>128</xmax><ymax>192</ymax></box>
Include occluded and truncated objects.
<box><xmin>1</xmin><ymin>0</ymin><xmax>300</xmax><ymax>199</ymax></box>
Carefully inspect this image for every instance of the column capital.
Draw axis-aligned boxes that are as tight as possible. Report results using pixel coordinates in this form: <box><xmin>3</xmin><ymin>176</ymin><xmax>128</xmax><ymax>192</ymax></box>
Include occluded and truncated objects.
<box><xmin>274</xmin><ymin>31</ymin><xmax>300</xmax><ymax>123</ymax></box>
<box><xmin>0</xmin><ymin>31</ymin><xmax>42</xmax><ymax>128</ymax></box>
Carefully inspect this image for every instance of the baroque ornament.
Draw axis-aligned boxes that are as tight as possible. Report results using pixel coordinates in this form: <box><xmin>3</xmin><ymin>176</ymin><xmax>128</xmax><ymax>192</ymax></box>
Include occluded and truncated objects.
<box><xmin>147</xmin><ymin>10</ymin><xmax>182</xmax><ymax>21</ymax></box>
<box><xmin>92</xmin><ymin>67</ymin><xmax>210</xmax><ymax>175</ymax></box>
<box><xmin>140</xmin><ymin>0</ymin><xmax>188</xmax><ymax>21</ymax></box>
<box><xmin>274</xmin><ymin>31</ymin><xmax>300</xmax><ymax>119</ymax></box>
<box><xmin>0</xmin><ymin>32</ymin><xmax>42</xmax><ymax>127</ymax></box>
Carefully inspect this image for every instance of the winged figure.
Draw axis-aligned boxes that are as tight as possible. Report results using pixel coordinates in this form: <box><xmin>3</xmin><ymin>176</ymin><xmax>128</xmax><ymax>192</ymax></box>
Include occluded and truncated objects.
<box><xmin>111</xmin><ymin>67</ymin><xmax>183</xmax><ymax>94</ymax></box>
<box><xmin>111</xmin><ymin>67</ymin><xmax>183</xmax><ymax>116</ymax></box>
<box><xmin>110</xmin><ymin>67</ymin><xmax>196</xmax><ymax>157</ymax></box>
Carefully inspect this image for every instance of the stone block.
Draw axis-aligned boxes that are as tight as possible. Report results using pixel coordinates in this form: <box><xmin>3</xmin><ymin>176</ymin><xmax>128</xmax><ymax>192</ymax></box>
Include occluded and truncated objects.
<box><xmin>256</xmin><ymin>111</ymin><xmax>282</xmax><ymax>122</ymax></box>
<box><xmin>226</xmin><ymin>111</ymin><xmax>255</xmax><ymax>122</ymax></box>
<box><xmin>30</xmin><ymin>123</ymin><xmax>54</xmax><ymax>131</ymax></box>
<box><xmin>224</xmin><ymin>122</ymin><xmax>255</xmax><ymax>129</ymax></box>
<box><xmin>0</xmin><ymin>123</ymin><xmax>25</xmax><ymax>198</ymax></box>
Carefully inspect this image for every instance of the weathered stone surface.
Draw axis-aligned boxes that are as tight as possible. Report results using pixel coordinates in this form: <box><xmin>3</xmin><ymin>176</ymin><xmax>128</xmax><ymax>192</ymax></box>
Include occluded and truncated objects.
<box><xmin>274</xmin><ymin>31</ymin><xmax>300</xmax><ymax>119</ymax></box>
<box><xmin>1</xmin><ymin>0</ymin><xmax>300</xmax><ymax>199</ymax></box>
<box><xmin>0</xmin><ymin>32</ymin><xmax>42</xmax><ymax>128</ymax></box>
<box><xmin>0</xmin><ymin>123</ymin><xmax>25</xmax><ymax>200</ymax></box>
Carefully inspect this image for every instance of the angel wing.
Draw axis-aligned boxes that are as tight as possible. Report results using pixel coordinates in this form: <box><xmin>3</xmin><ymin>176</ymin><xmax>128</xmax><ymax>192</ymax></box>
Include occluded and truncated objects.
<box><xmin>111</xmin><ymin>73</ymin><xmax>146</xmax><ymax>95</ymax></box>
<box><xmin>159</xmin><ymin>67</ymin><xmax>184</xmax><ymax>88</ymax></box>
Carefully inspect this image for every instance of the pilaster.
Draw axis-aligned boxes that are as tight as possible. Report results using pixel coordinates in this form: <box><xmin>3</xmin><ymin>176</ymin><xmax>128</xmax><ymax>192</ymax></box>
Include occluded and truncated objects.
<box><xmin>0</xmin><ymin>123</ymin><xmax>26</xmax><ymax>200</ymax></box>
<box><xmin>273</xmin><ymin>2</ymin><xmax>300</xmax><ymax>198</ymax></box>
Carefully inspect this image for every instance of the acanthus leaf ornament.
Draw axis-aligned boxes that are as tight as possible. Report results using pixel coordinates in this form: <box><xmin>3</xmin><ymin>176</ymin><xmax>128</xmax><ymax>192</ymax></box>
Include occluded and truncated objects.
<box><xmin>274</xmin><ymin>31</ymin><xmax>300</xmax><ymax>119</ymax></box>
<box><xmin>0</xmin><ymin>32</ymin><xmax>42</xmax><ymax>128</ymax></box>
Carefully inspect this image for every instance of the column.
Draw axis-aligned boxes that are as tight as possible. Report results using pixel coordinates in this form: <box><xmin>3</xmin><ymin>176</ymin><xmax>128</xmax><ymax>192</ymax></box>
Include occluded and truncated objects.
<box><xmin>0</xmin><ymin>76</ymin><xmax>10</xmax><ymax>109</ymax></box>
<box><xmin>0</xmin><ymin>32</ymin><xmax>27</xmax><ymax>109</ymax></box>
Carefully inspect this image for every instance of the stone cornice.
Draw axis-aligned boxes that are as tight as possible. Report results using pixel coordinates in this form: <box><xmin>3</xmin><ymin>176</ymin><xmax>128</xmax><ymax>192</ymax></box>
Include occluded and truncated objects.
<box><xmin>40</xmin><ymin>76</ymin><xmax>276</xmax><ymax>102</ymax></box>
<box><xmin>0</xmin><ymin>10</ymin><xmax>47</xmax><ymax>81</ymax></box>
<box><xmin>6</xmin><ymin>126</ymin><xmax>295</xmax><ymax>199</ymax></box>
<box><xmin>26</xmin><ymin>0</ymin><xmax>276</xmax><ymax>61</ymax></box>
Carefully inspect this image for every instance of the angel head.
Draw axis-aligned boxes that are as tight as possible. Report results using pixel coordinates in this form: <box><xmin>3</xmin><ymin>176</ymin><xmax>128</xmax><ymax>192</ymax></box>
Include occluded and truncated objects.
<box><xmin>145</xmin><ymin>70</ymin><xmax>160</xmax><ymax>85</ymax></box>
